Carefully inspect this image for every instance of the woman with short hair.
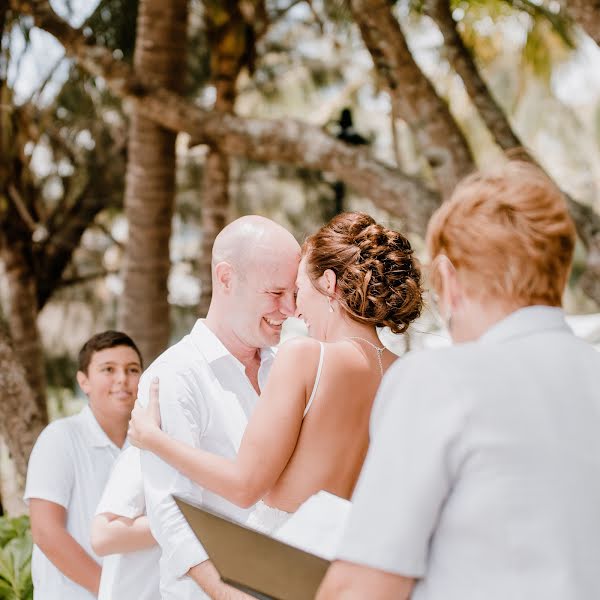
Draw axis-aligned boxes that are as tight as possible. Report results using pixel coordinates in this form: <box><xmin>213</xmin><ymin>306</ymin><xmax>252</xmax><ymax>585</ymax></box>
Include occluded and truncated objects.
<box><xmin>318</xmin><ymin>161</ymin><xmax>600</xmax><ymax>600</ymax></box>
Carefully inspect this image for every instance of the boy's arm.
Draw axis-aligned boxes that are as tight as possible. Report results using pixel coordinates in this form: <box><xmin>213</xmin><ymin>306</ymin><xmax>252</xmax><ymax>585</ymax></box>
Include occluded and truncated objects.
<box><xmin>92</xmin><ymin>446</ymin><xmax>156</xmax><ymax>556</ymax></box>
<box><xmin>91</xmin><ymin>513</ymin><xmax>155</xmax><ymax>556</ymax></box>
<box><xmin>29</xmin><ymin>498</ymin><xmax>101</xmax><ymax>596</ymax></box>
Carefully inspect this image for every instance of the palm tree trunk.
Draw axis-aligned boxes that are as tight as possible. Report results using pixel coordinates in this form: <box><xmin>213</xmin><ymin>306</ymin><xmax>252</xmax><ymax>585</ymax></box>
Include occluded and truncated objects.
<box><xmin>119</xmin><ymin>0</ymin><xmax>187</xmax><ymax>363</ymax></box>
<box><xmin>198</xmin><ymin>151</ymin><xmax>230</xmax><ymax>316</ymax></box>
<box><xmin>198</xmin><ymin>2</ymin><xmax>248</xmax><ymax>316</ymax></box>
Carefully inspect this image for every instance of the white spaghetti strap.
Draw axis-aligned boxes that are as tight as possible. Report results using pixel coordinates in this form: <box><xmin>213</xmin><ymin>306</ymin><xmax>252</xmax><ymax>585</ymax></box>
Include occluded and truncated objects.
<box><xmin>303</xmin><ymin>342</ymin><xmax>325</xmax><ymax>418</ymax></box>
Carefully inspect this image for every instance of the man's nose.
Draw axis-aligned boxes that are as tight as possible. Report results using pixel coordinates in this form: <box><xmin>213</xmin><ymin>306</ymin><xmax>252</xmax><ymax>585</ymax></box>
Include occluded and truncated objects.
<box><xmin>279</xmin><ymin>291</ymin><xmax>296</xmax><ymax>317</ymax></box>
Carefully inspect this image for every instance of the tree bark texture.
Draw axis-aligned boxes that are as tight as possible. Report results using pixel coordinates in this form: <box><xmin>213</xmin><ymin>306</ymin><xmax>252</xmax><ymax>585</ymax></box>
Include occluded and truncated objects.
<box><xmin>198</xmin><ymin>1</ymin><xmax>249</xmax><ymax>317</ymax></box>
<box><xmin>119</xmin><ymin>0</ymin><xmax>188</xmax><ymax>364</ymax></box>
<box><xmin>0</xmin><ymin>438</ymin><xmax>27</xmax><ymax>516</ymax></box>
<box><xmin>0</xmin><ymin>328</ymin><xmax>46</xmax><ymax>487</ymax></box>
<box><xmin>566</xmin><ymin>0</ymin><xmax>600</xmax><ymax>44</ymax></box>
<box><xmin>349</xmin><ymin>0</ymin><xmax>475</xmax><ymax>199</ymax></box>
<box><xmin>0</xmin><ymin>238</ymin><xmax>48</xmax><ymax>423</ymax></box>
<box><xmin>424</xmin><ymin>0</ymin><xmax>523</xmax><ymax>152</ymax></box>
<box><xmin>199</xmin><ymin>150</ymin><xmax>230</xmax><ymax>316</ymax></box>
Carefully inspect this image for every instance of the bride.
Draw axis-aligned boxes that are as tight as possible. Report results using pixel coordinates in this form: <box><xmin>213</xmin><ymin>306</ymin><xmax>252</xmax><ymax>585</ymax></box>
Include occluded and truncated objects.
<box><xmin>128</xmin><ymin>212</ymin><xmax>423</xmax><ymax>534</ymax></box>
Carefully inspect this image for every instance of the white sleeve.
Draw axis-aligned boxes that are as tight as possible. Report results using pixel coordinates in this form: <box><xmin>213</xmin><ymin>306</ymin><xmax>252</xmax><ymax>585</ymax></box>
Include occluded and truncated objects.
<box><xmin>96</xmin><ymin>446</ymin><xmax>145</xmax><ymax>519</ymax></box>
<box><xmin>139</xmin><ymin>366</ymin><xmax>209</xmax><ymax>579</ymax></box>
<box><xmin>336</xmin><ymin>353</ymin><xmax>469</xmax><ymax>577</ymax></box>
<box><xmin>24</xmin><ymin>421</ymin><xmax>74</xmax><ymax>509</ymax></box>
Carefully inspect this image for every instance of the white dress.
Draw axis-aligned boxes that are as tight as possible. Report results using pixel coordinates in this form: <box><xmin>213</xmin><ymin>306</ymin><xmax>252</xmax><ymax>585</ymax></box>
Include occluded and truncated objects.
<box><xmin>244</xmin><ymin>342</ymin><xmax>325</xmax><ymax>536</ymax></box>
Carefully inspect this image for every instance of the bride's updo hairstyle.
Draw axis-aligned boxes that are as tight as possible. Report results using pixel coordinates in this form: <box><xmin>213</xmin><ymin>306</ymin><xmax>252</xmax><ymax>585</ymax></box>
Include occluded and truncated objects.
<box><xmin>302</xmin><ymin>212</ymin><xmax>423</xmax><ymax>334</ymax></box>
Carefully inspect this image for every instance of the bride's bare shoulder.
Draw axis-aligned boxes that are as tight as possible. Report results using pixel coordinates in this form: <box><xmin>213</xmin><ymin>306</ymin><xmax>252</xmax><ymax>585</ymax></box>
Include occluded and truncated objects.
<box><xmin>277</xmin><ymin>336</ymin><xmax>321</xmax><ymax>357</ymax></box>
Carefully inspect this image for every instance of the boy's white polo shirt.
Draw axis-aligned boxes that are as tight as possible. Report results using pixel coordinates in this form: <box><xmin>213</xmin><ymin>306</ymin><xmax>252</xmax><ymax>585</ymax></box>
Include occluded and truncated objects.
<box><xmin>24</xmin><ymin>405</ymin><xmax>121</xmax><ymax>600</ymax></box>
<box><xmin>96</xmin><ymin>446</ymin><xmax>161</xmax><ymax>600</ymax></box>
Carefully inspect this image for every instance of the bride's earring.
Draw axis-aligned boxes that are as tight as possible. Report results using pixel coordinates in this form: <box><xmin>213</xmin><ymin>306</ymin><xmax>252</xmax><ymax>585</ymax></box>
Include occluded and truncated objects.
<box><xmin>327</xmin><ymin>297</ymin><xmax>334</xmax><ymax>313</ymax></box>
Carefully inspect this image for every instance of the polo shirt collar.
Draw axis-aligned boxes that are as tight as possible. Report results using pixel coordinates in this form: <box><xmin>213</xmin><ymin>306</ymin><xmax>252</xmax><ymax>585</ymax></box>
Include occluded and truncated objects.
<box><xmin>79</xmin><ymin>405</ymin><xmax>121</xmax><ymax>450</ymax></box>
<box><xmin>189</xmin><ymin>319</ymin><xmax>276</xmax><ymax>373</ymax></box>
<box><xmin>479</xmin><ymin>305</ymin><xmax>571</xmax><ymax>345</ymax></box>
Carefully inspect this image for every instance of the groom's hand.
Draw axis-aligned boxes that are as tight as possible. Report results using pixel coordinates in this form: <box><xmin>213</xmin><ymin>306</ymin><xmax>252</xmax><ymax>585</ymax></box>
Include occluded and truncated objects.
<box><xmin>188</xmin><ymin>561</ymin><xmax>253</xmax><ymax>600</ymax></box>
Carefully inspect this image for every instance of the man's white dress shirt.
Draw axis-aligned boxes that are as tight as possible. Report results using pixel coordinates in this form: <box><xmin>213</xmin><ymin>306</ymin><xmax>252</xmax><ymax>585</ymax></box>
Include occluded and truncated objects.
<box><xmin>96</xmin><ymin>446</ymin><xmax>161</xmax><ymax>600</ymax></box>
<box><xmin>139</xmin><ymin>320</ymin><xmax>274</xmax><ymax>600</ymax></box>
<box><xmin>24</xmin><ymin>405</ymin><xmax>121</xmax><ymax>600</ymax></box>
<box><xmin>337</xmin><ymin>306</ymin><xmax>600</xmax><ymax>600</ymax></box>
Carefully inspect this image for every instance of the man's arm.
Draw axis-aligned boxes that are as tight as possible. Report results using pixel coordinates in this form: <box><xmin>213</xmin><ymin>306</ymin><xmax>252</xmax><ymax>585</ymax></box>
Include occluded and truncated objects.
<box><xmin>188</xmin><ymin>562</ymin><xmax>254</xmax><ymax>600</ymax></box>
<box><xmin>91</xmin><ymin>513</ymin><xmax>156</xmax><ymax>556</ymax></box>
<box><xmin>29</xmin><ymin>498</ymin><xmax>101</xmax><ymax>596</ymax></box>
<box><xmin>317</xmin><ymin>560</ymin><xmax>414</xmax><ymax>600</ymax></box>
<box><xmin>139</xmin><ymin>367</ymin><xmax>214</xmax><ymax>592</ymax></box>
<box><xmin>91</xmin><ymin>446</ymin><xmax>156</xmax><ymax>556</ymax></box>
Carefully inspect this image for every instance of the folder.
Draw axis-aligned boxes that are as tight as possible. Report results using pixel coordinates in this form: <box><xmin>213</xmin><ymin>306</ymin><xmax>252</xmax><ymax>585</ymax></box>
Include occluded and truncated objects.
<box><xmin>175</xmin><ymin>496</ymin><xmax>331</xmax><ymax>600</ymax></box>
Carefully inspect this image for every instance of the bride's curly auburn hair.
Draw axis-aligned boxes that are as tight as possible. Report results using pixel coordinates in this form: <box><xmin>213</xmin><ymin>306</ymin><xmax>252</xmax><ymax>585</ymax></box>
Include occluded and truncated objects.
<box><xmin>302</xmin><ymin>212</ymin><xmax>423</xmax><ymax>334</ymax></box>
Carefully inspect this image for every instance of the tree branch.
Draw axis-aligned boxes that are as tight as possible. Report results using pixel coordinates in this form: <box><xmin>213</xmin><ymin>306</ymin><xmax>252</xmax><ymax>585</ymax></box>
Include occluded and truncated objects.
<box><xmin>17</xmin><ymin>0</ymin><xmax>439</xmax><ymax>235</ymax></box>
<box><xmin>563</xmin><ymin>0</ymin><xmax>599</xmax><ymax>45</ymax></box>
<box><xmin>348</xmin><ymin>0</ymin><xmax>475</xmax><ymax>199</ymax></box>
<box><xmin>425</xmin><ymin>0</ymin><xmax>600</xmax><ymax>303</ymax></box>
<box><xmin>424</xmin><ymin>0</ymin><xmax>523</xmax><ymax>152</ymax></box>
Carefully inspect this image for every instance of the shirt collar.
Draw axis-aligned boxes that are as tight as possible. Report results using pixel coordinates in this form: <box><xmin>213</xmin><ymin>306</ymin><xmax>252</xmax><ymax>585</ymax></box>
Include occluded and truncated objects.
<box><xmin>479</xmin><ymin>305</ymin><xmax>571</xmax><ymax>345</ymax></box>
<box><xmin>190</xmin><ymin>319</ymin><xmax>276</xmax><ymax>371</ymax></box>
<box><xmin>79</xmin><ymin>405</ymin><xmax>121</xmax><ymax>450</ymax></box>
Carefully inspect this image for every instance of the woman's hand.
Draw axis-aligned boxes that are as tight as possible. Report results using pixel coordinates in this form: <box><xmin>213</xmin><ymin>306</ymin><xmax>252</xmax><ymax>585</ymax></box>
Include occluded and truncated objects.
<box><xmin>128</xmin><ymin>377</ymin><xmax>162</xmax><ymax>450</ymax></box>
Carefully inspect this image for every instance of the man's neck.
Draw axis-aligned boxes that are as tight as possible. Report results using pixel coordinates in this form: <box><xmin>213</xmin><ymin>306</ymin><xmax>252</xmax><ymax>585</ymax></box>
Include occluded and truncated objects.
<box><xmin>90</xmin><ymin>406</ymin><xmax>128</xmax><ymax>449</ymax></box>
<box><xmin>204</xmin><ymin>314</ymin><xmax>261</xmax><ymax>368</ymax></box>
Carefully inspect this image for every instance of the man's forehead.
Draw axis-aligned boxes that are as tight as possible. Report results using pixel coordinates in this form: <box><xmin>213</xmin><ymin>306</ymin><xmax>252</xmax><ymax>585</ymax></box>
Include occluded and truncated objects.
<box><xmin>252</xmin><ymin>260</ymin><xmax>298</xmax><ymax>288</ymax></box>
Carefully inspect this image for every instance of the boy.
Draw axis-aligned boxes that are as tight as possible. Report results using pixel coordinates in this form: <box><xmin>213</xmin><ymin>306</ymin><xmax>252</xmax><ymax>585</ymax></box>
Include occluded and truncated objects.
<box><xmin>24</xmin><ymin>331</ymin><xmax>142</xmax><ymax>599</ymax></box>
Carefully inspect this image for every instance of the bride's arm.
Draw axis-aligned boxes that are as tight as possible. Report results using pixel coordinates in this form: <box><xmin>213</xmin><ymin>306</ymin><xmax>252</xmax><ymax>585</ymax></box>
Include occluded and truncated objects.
<box><xmin>130</xmin><ymin>337</ymin><xmax>319</xmax><ymax>508</ymax></box>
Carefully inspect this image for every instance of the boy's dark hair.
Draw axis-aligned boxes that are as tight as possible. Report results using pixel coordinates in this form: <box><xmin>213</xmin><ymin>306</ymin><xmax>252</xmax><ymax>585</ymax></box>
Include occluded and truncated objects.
<box><xmin>78</xmin><ymin>331</ymin><xmax>143</xmax><ymax>374</ymax></box>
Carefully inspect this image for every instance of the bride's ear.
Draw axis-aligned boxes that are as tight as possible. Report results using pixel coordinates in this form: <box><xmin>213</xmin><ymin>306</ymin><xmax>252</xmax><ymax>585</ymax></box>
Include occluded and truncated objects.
<box><xmin>320</xmin><ymin>268</ymin><xmax>337</xmax><ymax>296</ymax></box>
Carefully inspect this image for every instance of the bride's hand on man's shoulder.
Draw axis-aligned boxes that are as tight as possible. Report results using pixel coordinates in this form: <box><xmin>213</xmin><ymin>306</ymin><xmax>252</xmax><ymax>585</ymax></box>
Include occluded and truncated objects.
<box><xmin>128</xmin><ymin>377</ymin><xmax>162</xmax><ymax>450</ymax></box>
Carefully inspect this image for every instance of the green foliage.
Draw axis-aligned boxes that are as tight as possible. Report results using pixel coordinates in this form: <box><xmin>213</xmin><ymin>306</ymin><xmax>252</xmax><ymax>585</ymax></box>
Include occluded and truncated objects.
<box><xmin>0</xmin><ymin>516</ymin><xmax>32</xmax><ymax>600</ymax></box>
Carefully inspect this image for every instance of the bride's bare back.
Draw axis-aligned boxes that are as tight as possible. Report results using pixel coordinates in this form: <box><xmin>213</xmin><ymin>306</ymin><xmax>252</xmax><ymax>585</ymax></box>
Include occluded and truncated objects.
<box><xmin>243</xmin><ymin>335</ymin><xmax>397</xmax><ymax>513</ymax></box>
<box><xmin>129</xmin><ymin>212</ymin><xmax>423</xmax><ymax>517</ymax></box>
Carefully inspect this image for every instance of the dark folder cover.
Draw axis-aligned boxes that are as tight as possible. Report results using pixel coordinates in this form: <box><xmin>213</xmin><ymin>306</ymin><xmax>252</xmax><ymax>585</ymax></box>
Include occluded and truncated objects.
<box><xmin>174</xmin><ymin>496</ymin><xmax>331</xmax><ymax>600</ymax></box>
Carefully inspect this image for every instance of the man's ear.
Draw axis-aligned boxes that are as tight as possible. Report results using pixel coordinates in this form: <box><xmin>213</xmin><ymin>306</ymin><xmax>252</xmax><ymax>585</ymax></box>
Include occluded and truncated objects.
<box><xmin>214</xmin><ymin>261</ymin><xmax>234</xmax><ymax>293</ymax></box>
<box><xmin>76</xmin><ymin>370</ymin><xmax>91</xmax><ymax>396</ymax></box>
<box><xmin>320</xmin><ymin>268</ymin><xmax>337</xmax><ymax>296</ymax></box>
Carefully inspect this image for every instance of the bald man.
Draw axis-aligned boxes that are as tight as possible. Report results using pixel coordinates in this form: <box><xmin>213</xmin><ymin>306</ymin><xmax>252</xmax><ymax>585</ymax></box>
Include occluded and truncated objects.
<box><xmin>137</xmin><ymin>216</ymin><xmax>300</xmax><ymax>600</ymax></box>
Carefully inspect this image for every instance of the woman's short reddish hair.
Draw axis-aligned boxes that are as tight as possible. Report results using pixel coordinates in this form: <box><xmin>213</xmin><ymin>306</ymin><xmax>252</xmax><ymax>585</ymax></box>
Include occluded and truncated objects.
<box><xmin>426</xmin><ymin>161</ymin><xmax>576</xmax><ymax>307</ymax></box>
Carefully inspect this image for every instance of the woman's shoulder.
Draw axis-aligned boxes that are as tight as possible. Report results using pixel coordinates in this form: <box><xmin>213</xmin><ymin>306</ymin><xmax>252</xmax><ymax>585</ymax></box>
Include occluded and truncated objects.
<box><xmin>277</xmin><ymin>336</ymin><xmax>322</xmax><ymax>357</ymax></box>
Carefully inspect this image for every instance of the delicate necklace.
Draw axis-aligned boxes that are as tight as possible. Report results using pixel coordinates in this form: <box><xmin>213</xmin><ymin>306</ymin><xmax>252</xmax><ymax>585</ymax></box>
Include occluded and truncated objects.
<box><xmin>345</xmin><ymin>336</ymin><xmax>386</xmax><ymax>376</ymax></box>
